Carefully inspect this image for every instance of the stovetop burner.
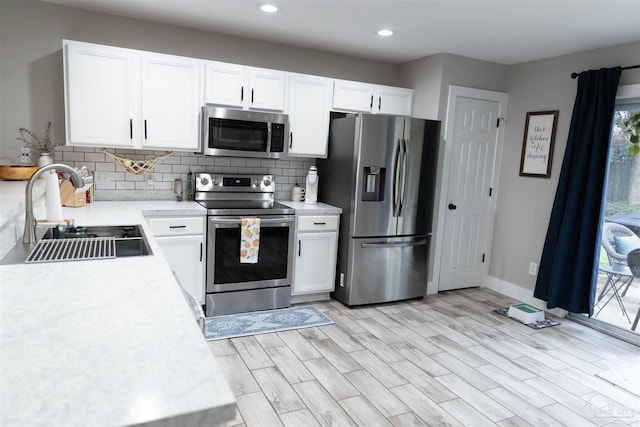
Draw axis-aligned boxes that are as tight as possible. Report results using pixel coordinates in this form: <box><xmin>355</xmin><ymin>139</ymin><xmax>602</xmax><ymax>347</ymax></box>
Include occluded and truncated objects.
<box><xmin>195</xmin><ymin>173</ymin><xmax>294</xmax><ymax>216</ymax></box>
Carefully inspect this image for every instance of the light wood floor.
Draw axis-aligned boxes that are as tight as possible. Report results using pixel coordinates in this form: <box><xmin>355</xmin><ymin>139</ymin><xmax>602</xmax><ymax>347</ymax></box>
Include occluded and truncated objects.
<box><xmin>207</xmin><ymin>288</ymin><xmax>640</xmax><ymax>427</ymax></box>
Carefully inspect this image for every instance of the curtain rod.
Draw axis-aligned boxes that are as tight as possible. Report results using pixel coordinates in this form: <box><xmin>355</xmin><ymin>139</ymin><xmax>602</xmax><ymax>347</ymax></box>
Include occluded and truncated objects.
<box><xmin>571</xmin><ymin>64</ymin><xmax>640</xmax><ymax>79</ymax></box>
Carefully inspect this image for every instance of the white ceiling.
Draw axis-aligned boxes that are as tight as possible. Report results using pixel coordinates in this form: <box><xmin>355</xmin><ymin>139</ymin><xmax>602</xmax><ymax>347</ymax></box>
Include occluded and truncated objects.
<box><xmin>43</xmin><ymin>0</ymin><xmax>640</xmax><ymax>65</ymax></box>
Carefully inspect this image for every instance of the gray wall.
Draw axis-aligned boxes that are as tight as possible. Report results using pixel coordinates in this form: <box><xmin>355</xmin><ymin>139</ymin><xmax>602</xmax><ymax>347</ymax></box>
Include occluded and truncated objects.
<box><xmin>0</xmin><ymin>0</ymin><xmax>400</xmax><ymax>161</ymax></box>
<box><xmin>400</xmin><ymin>54</ymin><xmax>509</xmax><ymax>284</ymax></box>
<box><xmin>490</xmin><ymin>41</ymin><xmax>640</xmax><ymax>293</ymax></box>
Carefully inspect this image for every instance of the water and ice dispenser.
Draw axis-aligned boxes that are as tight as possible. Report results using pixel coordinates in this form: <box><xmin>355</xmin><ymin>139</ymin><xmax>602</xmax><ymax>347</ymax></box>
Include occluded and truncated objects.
<box><xmin>362</xmin><ymin>166</ymin><xmax>386</xmax><ymax>201</ymax></box>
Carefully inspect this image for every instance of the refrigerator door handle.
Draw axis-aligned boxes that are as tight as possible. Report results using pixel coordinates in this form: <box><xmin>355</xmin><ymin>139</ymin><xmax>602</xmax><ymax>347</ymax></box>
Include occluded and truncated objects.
<box><xmin>393</xmin><ymin>138</ymin><xmax>402</xmax><ymax>217</ymax></box>
<box><xmin>398</xmin><ymin>138</ymin><xmax>409</xmax><ymax>216</ymax></box>
<box><xmin>361</xmin><ymin>239</ymin><xmax>428</xmax><ymax>249</ymax></box>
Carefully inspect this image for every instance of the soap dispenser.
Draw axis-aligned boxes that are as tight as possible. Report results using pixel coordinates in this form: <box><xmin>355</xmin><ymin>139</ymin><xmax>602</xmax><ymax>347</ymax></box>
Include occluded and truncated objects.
<box><xmin>304</xmin><ymin>166</ymin><xmax>318</xmax><ymax>205</ymax></box>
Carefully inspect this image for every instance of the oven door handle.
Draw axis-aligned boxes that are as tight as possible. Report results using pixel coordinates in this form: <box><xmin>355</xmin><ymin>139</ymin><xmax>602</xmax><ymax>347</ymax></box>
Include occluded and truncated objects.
<box><xmin>209</xmin><ymin>216</ymin><xmax>294</xmax><ymax>225</ymax></box>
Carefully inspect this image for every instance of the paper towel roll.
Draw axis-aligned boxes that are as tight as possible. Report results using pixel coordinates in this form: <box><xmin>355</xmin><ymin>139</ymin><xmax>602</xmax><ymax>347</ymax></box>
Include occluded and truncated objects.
<box><xmin>45</xmin><ymin>171</ymin><xmax>64</xmax><ymax>222</ymax></box>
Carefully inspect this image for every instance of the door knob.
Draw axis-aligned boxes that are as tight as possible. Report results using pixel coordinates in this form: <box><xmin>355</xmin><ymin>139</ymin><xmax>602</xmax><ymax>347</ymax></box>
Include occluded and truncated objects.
<box><xmin>448</xmin><ymin>203</ymin><xmax>457</xmax><ymax>210</ymax></box>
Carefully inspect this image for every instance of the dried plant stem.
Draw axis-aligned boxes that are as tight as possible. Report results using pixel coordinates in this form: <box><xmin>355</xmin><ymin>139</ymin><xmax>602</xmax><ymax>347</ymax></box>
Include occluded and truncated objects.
<box><xmin>16</xmin><ymin>121</ymin><xmax>57</xmax><ymax>155</ymax></box>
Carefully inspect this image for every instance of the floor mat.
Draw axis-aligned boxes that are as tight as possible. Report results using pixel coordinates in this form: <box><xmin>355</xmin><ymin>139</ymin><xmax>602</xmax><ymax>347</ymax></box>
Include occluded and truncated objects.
<box><xmin>205</xmin><ymin>305</ymin><xmax>334</xmax><ymax>341</ymax></box>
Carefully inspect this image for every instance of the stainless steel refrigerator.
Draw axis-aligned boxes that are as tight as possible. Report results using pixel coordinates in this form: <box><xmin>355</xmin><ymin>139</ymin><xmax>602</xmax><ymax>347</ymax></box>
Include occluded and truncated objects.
<box><xmin>317</xmin><ymin>114</ymin><xmax>440</xmax><ymax>306</ymax></box>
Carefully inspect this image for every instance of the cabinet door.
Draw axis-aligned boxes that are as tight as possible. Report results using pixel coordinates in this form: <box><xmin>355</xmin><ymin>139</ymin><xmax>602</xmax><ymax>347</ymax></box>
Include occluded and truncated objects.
<box><xmin>376</xmin><ymin>85</ymin><xmax>413</xmax><ymax>116</ymax></box>
<box><xmin>287</xmin><ymin>74</ymin><xmax>333</xmax><ymax>158</ymax></box>
<box><xmin>249</xmin><ymin>68</ymin><xmax>286</xmax><ymax>111</ymax></box>
<box><xmin>293</xmin><ymin>231</ymin><xmax>337</xmax><ymax>295</ymax></box>
<box><xmin>204</xmin><ymin>61</ymin><xmax>246</xmax><ymax>107</ymax></box>
<box><xmin>65</xmin><ymin>42</ymin><xmax>137</xmax><ymax>147</ymax></box>
<box><xmin>332</xmin><ymin>79</ymin><xmax>374</xmax><ymax>113</ymax></box>
<box><xmin>155</xmin><ymin>235</ymin><xmax>205</xmax><ymax>305</ymax></box>
<box><xmin>142</xmin><ymin>53</ymin><xmax>202</xmax><ymax>151</ymax></box>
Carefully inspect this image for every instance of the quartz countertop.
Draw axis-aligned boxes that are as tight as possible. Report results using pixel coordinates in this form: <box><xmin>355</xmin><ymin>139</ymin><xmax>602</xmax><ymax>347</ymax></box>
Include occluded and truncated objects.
<box><xmin>0</xmin><ymin>199</ymin><xmax>234</xmax><ymax>427</ymax></box>
<box><xmin>278</xmin><ymin>200</ymin><xmax>342</xmax><ymax>215</ymax></box>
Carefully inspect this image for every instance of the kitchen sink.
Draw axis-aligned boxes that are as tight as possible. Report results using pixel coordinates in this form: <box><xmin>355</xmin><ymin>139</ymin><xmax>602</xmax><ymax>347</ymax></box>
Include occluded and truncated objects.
<box><xmin>25</xmin><ymin>224</ymin><xmax>152</xmax><ymax>263</ymax></box>
<box><xmin>42</xmin><ymin>224</ymin><xmax>145</xmax><ymax>240</ymax></box>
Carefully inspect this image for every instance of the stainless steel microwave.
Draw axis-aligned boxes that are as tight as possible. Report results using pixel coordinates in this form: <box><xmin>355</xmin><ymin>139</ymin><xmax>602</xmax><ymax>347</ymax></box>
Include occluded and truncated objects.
<box><xmin>201</xmin><ymin>106</ymin><xmax>289</xmax><ymax>159</ymax></box>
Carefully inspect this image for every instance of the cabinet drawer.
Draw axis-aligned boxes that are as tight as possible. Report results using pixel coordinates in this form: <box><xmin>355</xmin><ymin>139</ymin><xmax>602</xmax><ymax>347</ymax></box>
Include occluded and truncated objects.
<box><xmin>147</xmin><ymin>216</ymin><xmax>204</xmax><ymax>236</ymax></box>
<box><xmin>297</xmin><ymin>215</ymin><xmax>338</xmax><ymax>232</ymax></box>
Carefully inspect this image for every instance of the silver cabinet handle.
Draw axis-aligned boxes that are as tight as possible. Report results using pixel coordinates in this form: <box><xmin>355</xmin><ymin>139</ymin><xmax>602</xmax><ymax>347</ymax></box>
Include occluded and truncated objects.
<box><xmin>210</xmin><ymin>216</ymin><xmax>294</xmax><ymax>224</ymax></box>
<box><xmin>361</xmin><ymin>239</ymin><xmax>428</xmax><ymax>249</ymax></box>
<box><xmin>169</xmin><ymin>225</ymin><xmax>187</xmax><ymax>229</ymax></box>
<box><xmin>313</xmin><ymin>222</ymin><xmax>326</xmax><ymax>225</ymax></box>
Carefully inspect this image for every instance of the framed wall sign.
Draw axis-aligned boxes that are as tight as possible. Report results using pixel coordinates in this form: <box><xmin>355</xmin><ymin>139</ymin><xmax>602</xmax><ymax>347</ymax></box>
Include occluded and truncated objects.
<box><xmin>519</xmin><ymin>110</ymin><xmax>559</xmax><ymax>178</ymax></box>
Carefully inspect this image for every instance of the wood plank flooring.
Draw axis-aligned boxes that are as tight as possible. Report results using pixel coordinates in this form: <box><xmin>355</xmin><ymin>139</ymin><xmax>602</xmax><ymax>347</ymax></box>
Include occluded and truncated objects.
<box><xmin>207</xmin><ymin>288</ymin><xmax>640</xmax><ymax>427</ymax></box>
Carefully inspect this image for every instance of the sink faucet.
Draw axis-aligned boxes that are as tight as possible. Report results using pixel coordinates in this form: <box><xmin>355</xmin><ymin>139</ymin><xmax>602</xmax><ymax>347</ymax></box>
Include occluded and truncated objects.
<box><xmin>23</xmin><ymin>163</ymin><xmax>84</xmax><ymax>244</ymax></box>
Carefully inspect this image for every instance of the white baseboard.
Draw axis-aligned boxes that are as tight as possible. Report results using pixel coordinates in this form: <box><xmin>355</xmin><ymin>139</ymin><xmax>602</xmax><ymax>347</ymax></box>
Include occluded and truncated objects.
<box><xmin>482</xmin><ymin>276</ymin><xmax>567</xmax><ymax>318</ymax></box>
<box><xmin>427</xmin><ymin>280</ymin><xmax>438</xmax><ymax>295</ymax></box>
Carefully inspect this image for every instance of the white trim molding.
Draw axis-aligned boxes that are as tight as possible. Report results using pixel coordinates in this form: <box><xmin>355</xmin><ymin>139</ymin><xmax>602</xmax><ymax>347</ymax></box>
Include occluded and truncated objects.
<box><xmin>482</xmin><ymin>275</ymin><xmax>567</xmax><ymax>318</ymax></box>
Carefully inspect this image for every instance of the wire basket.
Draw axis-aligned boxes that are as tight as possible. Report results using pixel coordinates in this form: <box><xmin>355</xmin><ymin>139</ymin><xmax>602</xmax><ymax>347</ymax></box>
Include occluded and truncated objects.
<box><xmin>102</xmin><ymin>148</ymin><xmax>173</xmax><ymax>175</ymax></box>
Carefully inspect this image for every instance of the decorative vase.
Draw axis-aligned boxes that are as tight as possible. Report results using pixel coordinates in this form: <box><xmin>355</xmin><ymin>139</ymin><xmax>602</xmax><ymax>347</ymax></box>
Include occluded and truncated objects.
<box><xmin>37</xmin><ymin>153</ymin><xmax>53</xmax><ymax>179</ymax></box>
<box><xmin>37</xmin><ymin>152</ymin><xmax>53</xmax><ymax>168</ymax></box>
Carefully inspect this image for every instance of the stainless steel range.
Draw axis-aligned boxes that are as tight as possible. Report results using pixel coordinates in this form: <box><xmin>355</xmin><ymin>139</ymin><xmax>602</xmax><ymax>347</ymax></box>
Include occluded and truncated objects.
<box><xmin>195</xmin><ymin>173</ymin><xmax>295</xmax><ymax>316</ymax></box>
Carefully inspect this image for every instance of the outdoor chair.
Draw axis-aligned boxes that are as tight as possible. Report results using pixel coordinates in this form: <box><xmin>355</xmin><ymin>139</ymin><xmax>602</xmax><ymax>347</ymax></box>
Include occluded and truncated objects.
<box><xmin>627</xmin><ymin>248</ymin><xmax>640</xmax><ymax>331</ymax></box>
<box><xmin>601</xmin><ymin>222</ymin><xmax>640</xmax><ymax>273</ymax></box>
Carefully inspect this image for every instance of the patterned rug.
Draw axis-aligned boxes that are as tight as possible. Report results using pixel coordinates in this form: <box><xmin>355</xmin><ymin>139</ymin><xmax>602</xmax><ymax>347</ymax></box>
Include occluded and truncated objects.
<box><xmin>204</xmin><ymin>305</ymin><xmax>334</xmax><ymax>341</ymax></box>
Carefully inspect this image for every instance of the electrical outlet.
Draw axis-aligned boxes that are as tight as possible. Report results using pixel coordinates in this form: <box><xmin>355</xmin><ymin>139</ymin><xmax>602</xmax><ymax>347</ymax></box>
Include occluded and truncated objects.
<box><xmin>20</xmin><ymin>147</ymin><xmax>32</xmax><ymax>164</ymax></box>
<box><xmin>529</xmin><ymin>262</ymin><xmax>538</xmax><ymax>276</ymax></box>
<box><xmin>93</xmin><ymin>171</ymin><xmax>114</xmax><ymax>184</ymax></box>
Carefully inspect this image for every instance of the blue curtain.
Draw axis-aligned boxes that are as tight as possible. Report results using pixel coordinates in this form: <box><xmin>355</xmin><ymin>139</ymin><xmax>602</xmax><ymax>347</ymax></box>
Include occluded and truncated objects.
<box><xmin>534</xmin><ymin>67</ymin><xmax>621</xmax><ymax>315</ymax></box>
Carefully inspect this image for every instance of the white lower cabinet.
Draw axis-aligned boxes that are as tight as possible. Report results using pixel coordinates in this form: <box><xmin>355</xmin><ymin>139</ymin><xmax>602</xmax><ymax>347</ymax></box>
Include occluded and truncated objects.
<box><xmin>292</xmin><ymin>215</ymin><xmax>339</xmax><ymax>296</ymax></box>
<box><xmin>146</xmin><ymin>216</ymin><xmax>205</xmax><ymax>304</ymax></box>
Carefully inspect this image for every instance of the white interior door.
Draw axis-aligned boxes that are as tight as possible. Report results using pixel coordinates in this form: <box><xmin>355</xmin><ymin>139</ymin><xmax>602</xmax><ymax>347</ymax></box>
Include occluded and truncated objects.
<box><xmin>437</xmin><ymin>88</ymin><xmax>505</xmax><ymax>291</ymax></box>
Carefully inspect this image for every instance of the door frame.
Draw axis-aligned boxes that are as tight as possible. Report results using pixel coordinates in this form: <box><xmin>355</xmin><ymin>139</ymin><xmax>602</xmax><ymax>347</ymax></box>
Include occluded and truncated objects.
<box><xmin>429</xmin><ymin>85</ymin><xmax>508</xmax><ymax>294</ymax></box>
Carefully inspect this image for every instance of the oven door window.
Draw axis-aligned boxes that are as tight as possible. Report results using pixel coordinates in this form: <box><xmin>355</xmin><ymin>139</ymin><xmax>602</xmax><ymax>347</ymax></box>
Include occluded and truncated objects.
<box><xmin>213</xmin><ymin>224</ymin><xmax>289</xmax><ymax>284</ymax></box>
<box><xmin>209</xmin><ymin>118</ymin><xmax>268</xmax><ymax>152</ymax></box>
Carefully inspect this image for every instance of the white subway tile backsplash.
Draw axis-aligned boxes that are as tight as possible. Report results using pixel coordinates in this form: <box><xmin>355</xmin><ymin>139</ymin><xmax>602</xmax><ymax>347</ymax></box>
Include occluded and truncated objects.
<box><xmin>54</xmin><ymin>148</ymin><xmax>315</xmax><ymax>201</ymax></box>
<box><xmin>95</xmin><ymin>162</ymin><xmax>116</xmax><ymax>172</ymax></box>
<box><xmin>115</xmin><ymin>181</ymin><xmax>135</xmax><ymax>190</ymax></box>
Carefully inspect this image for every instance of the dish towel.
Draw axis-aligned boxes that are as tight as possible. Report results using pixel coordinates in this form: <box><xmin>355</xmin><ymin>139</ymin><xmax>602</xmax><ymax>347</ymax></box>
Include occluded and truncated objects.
<box><xmin>240</xmin><ymin>217</ymin><xmax>260</xmax><ymax>263</ymax></box>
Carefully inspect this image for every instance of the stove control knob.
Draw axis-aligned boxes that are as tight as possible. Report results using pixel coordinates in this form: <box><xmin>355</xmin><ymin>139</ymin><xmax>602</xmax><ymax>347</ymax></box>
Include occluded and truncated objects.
<box><xmin>200</xmin><ymin>177</ymin><xmax>209</xmax><ymax>186</ymax></box>
<box><xmin>263</xmin><ymin>179</ymin><xmax>272</xmax><ymax>187</ymax></box>
<box><xmin>254</xmin><ymin>179</ymin><xmax>260</xmax><ymax>187</ymax></box>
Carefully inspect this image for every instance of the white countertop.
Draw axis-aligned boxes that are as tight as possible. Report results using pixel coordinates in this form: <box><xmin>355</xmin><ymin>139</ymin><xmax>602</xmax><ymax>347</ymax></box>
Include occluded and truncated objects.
<box><xmin>0</xmin><ymin>182</ymin><xmax>341</xmax><ymax>426</ymax></box>
<box><xmin>0</xmin><ymin>199</ymin><xmax>234</xmax><ymax>427</ymax></box>
<box><xmin>279</xmin><ymin>200</ymin><xmax>342</xmax><ymax>215</ymax></box>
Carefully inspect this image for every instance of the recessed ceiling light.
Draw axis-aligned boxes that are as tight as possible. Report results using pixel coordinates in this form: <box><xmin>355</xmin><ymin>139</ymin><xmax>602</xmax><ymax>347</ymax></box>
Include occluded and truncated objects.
<box><xmin>260</xmin><ymin>4</ymin><xmax>279</xmax><ymax>13</ymax></box>
<box><xmin>377</xmin><ymin>29</ymin><xmax>394</xmax><ymax>37</ymax></box>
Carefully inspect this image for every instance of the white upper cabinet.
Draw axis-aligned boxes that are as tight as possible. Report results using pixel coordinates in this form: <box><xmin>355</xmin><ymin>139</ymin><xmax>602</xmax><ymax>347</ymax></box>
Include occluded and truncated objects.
<box><xmin>205</xmin><ymin>62</ymin><xmax>286</xmax><ymax>111</ymax></box>
<box><xmin>141</xmin><ymin>53</ymin><xmax>202</xmax><ymax>150</ymax></box>
<box><xmin>64</xmin><ymin>40</ymin><xmax>203</xmax><ymax>151</ymax></box>
<box><xmin>332</xmin><ymin>79</ymin><xmax>413</xmax><ymax>116</ymax></box>
<box><xmin>65</xmin><ymin>42</ymin><xmax>137</xmax><ymax>148</ymax></box>
<box><xmin>375</xmin><ymin>84</ymin><xmax>414</xmax><ymax>116</ymax></box>
<box><xmin>287</xmin><ymin>74</ymin><xmax>333</xmax><ymax>158</ymax></box>
<box><xmin>332</xmin><ymin>80</ymin><xmax>375</xmax><ymax>113</ymax></box>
